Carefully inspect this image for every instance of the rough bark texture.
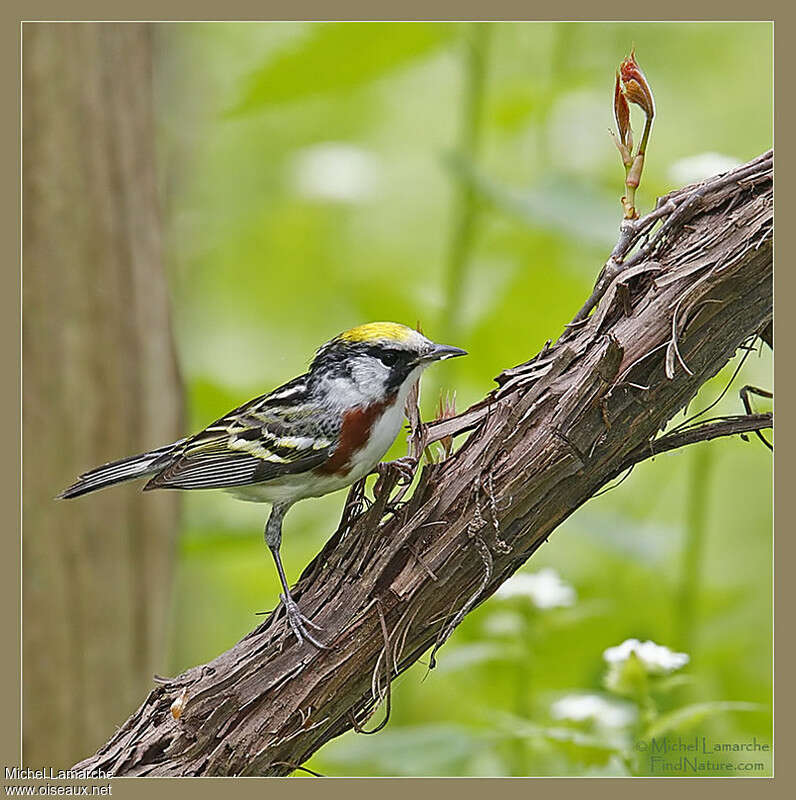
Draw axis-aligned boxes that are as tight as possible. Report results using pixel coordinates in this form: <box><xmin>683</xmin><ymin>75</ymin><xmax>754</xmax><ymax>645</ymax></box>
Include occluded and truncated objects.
<box><xmin>23</xmin><ymin>23</ymin><xmax>183</xmax><ymax>768</ymax></box>
<box><xmin>75</xmin><ymin>152</ymin><xmax>772</xmax><ymax>777</ymax></box>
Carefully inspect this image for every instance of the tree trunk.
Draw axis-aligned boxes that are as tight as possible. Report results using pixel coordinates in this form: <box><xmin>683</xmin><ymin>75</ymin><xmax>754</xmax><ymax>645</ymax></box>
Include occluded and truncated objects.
<box><xmin>22</xmin><ymin>23</ymin><xmax>183</xmax><ymax>768</ymax></box>
<box><xmin>74</xmin><ymin>152</ymin><xmax>772</xmax><ymax>776</ymax></box>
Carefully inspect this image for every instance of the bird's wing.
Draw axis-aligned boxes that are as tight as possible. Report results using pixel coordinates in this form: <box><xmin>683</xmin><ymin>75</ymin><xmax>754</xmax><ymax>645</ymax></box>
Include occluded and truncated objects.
<box><xmin>145</xmin><ymin>376</ymin><xmax>339</xmax><ymax>490</ymax></box>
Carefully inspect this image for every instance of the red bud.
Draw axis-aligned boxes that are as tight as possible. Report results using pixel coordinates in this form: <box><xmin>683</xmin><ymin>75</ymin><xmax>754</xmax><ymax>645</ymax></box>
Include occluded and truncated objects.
<box><xmin>619</xmin><ymin>49</ymin><xmax>655</xmax><ymax>119</ymax></box>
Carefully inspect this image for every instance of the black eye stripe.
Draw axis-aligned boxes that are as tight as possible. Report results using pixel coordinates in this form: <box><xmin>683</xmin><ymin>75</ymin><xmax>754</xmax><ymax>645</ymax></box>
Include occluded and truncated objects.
<box><xmin>358</xmin><ymin>343</ymin><xmax>408</xmax><ymax>367</ymax></box>
<box><xmin>310</xmin><ymin>340</ymin><xmax>415</xmax><ymax>378</ymax></box>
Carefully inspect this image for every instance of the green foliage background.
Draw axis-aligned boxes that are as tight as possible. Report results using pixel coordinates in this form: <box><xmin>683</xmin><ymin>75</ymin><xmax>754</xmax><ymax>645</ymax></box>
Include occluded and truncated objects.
<box><xmin>153</xmin><ymin>22</ymin><xmax>772</xmax><ymax>776</ymax></box>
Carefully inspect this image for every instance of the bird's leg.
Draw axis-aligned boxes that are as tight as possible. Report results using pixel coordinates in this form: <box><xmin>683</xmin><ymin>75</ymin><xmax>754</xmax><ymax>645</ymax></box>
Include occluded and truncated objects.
<box><xmin>264</xmin><ymin>504</ymin><xmax>330</xmax><ymax>650</ymax></box>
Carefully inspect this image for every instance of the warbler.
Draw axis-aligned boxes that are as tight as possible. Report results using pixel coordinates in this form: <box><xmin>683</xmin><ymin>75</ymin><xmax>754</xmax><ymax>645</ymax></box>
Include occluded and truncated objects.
<box><xmin>58</xmin><ymin>322</ymin><xmax>466</xmax><ymax>648</ymax></box>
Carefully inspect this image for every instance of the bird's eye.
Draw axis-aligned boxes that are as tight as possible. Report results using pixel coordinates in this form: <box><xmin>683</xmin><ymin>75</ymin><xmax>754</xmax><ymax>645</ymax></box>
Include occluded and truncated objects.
<box><xmin>379</xmin><ymin>350</ymin><xmax>400</xmax><ymax>367</ymax></box>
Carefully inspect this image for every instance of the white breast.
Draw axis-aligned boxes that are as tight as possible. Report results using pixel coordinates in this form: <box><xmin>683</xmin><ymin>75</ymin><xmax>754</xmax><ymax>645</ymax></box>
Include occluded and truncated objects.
<box><xmin>343</xmin><ymin>394</ymin><xmax>407</xmax><ymax>482</ymax></box>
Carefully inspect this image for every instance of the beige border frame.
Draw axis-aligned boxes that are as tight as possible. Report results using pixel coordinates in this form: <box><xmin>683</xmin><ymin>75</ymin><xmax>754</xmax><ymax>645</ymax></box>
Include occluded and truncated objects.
<box><xmin>4</xmin><ymin>4</ymin><xmax>788</xmax><ymax>797</ymax></box>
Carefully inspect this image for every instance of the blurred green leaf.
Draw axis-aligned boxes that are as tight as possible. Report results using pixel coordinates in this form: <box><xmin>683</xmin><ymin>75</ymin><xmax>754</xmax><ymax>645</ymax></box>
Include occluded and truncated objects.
<box><xmin>321</xmin><ymin>724</ymin><xmax>483</xmax><ymax>775</ymax></box>
<box><xmin>491</xmin><ymin>712</ymin><xmax>625</xmax><ymax>767</ymax></box>
<box><xmin>643</xmin><ymin>701</ymin><xmax>765</xmax><ymax>739</ymax></box>
<box><xmin>491</xmin><ymin>84</ymin><xmax>555</xmax><ymax>131</ymax></box>
<box><xmin>653</xmin><ymin>673</ymin><xmax>694</xmax><ymax>693</ymax></box>
<box><xmin>443</xmin><ymin>153</ymin><xmax>620</xmax><ymax>247</ymax></box>
<box><xmin>231</xmin><ymin>22</ymin><xmax>454</xmax><ymax>113</ymax></box>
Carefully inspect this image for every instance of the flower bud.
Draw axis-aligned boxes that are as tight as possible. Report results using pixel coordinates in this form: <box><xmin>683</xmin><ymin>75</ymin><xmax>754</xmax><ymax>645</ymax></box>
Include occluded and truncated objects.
<box><xmin>619</xmin><ymin>49</ymin><xmax>655</xmax><ymax>119</ymax></box>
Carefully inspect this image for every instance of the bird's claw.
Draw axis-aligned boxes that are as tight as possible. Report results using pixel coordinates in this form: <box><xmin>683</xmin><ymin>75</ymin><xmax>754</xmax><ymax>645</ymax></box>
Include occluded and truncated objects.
<box><xmin>280</xmin><ymin>593</ymin><xmax>331</xmax><ymax>650</ymax></box>
<box><xmin>376</xmin><ymin>456</ymin><xmax>418</xmax><ymax>485</ymax></box>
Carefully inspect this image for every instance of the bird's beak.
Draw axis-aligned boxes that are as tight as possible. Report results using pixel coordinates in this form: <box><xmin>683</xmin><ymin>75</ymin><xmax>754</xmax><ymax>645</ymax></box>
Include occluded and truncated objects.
<box><xmin>426</xmin><ymin>343</ymin><xmax>468</xmax><ymax>362</ymax></box>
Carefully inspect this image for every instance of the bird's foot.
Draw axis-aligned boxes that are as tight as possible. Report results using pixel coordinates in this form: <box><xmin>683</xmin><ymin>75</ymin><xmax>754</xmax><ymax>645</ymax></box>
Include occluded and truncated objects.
<box><xmin>375</xmin><ymin>456</ymin><xmax>418</xmax><ymax>485</ymax></box>
<box><xmin>280</xmin><ymin>593</ymin><xmax>331</xmax><ymax>650</ymax></box>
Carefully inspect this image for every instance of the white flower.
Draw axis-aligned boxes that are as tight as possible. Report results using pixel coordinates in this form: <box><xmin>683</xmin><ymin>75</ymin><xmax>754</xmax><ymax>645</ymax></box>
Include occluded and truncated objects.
<box><xmin>668</xmin><ymin>153</ymin><xmax>741</xmax><ymax>185</ymax></box>
<box><xmin>495</xmin><ymin>568</ymin><xmax>576</xmax><ymax>609</ymax></box>
<box><xmin>290</xmin><ymin>142</ymin><xmax>379</xmax><ymax>203</ymax></box>
<box><xmin>603</xmin><ymin>638</ymin><xmax>689</xmax><ymax>675</ymax></box>
<box><xmin>550</xmin><ymin>693</ymin><xmax>637</xmax><ymax>728</ymax></box>
<box><xmin>482</xmin><ymin>610</ymin><xmax>525</xmax><ymax>637</ymax></box>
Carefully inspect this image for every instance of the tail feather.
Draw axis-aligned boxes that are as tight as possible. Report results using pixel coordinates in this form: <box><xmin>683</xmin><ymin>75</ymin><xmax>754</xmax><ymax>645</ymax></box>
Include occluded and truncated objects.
<box><xmin>57</xmin><ymin>441</ymin><xmax>182</xmax><ymax>500</ymax></box>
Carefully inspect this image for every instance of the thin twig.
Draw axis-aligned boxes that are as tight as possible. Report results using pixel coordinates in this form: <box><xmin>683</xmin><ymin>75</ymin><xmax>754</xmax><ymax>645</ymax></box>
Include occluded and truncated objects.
<box><xmin>271</xmin><ymin>762</ymin><xmax>326</xmax><ymax>777</ymax></box>
<box><xmin>740</xmin><ymin>385</ymin><xmax>773</xmax><ymax>450</ymax></box>
<box><xmin>349</xmin><ymin>600</ymin><xmax>393</xmax><ymax>735</ymax></box>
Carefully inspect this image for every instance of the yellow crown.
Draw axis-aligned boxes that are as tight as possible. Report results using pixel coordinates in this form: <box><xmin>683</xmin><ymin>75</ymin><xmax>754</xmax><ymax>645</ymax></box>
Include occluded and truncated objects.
<box><xmin>338</xmin><ymin>322</ymin><xmax>414</xmax><ymax>344</ymax></box>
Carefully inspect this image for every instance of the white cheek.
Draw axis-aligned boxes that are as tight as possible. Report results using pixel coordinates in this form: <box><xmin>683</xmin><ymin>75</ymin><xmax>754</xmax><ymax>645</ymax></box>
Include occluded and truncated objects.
<box><xmin>321</xmin><ymin>359</ymin><xmax>391</xmax><ymax>407</ymax></box>
<box><xmin>350</xmin><ymin>359</ymin><xmax>391</xmax><ymax>400</ymax></box>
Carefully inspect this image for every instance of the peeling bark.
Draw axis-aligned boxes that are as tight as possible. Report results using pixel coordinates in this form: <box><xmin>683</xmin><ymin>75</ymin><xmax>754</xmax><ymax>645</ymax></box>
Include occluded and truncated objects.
<box><xmin>74</xmin><ymin>151</ymin><xmax>772</xmax><ymax>776</ymax></box>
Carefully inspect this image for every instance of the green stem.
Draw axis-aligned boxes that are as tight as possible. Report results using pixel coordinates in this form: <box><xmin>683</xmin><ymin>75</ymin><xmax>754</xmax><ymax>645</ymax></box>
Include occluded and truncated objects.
<box><xmin>440</xmin><ymin>22</ymin><xmax>491</xmax><ymax>341</ymax></box>
<box><xmin>638</xmin><ymin>112</ymin><xmax>654</xmax><ymax>157</ymax></box>
<box><xmin>623</xmin><ymin>112</ymin><xmax>653</xmax><ymax>219</ymax></box>
<box><xmin>676</xmin><ymin>445</ymin><xmax>714</xmax><ymax>653</ymax></box>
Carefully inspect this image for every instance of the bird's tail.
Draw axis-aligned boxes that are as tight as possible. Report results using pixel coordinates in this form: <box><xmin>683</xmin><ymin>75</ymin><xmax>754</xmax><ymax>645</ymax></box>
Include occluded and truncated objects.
<box><xmin>57</xmin><ymin>441</ymin><xmax>183</xmax><ymax>500</ymax></box>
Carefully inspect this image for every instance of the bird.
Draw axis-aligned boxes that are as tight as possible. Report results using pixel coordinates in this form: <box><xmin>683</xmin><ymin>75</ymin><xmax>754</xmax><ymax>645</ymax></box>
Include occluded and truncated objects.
<box><xmin>58</xmin><ymin>322</ymin><xmax>467</xmax><ymax>648</ymax></box>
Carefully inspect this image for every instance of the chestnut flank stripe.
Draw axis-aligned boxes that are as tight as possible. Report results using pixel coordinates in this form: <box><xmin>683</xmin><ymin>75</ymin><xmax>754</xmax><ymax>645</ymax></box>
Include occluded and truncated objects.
<box><xmin>318</xmin><ymin>395</ymin><xmax>396</xmax><ymax>476</ymax></box>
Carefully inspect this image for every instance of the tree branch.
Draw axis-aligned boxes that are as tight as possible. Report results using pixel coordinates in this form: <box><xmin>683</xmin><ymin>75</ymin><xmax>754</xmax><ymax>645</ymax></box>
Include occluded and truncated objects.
<box><xmin>75</xmin><ymin>150</ymin><xmax>773</xmax><ymax>777</ymax></box>
<box><xmin>613</xmin><ymin>412</ymin><xmax>772</xmax><ymax>479</ymax></box>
